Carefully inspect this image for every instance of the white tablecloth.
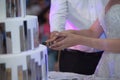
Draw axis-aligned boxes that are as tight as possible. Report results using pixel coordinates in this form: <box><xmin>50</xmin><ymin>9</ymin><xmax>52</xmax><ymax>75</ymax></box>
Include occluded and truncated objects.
<box><xmin>48</xmin><ymin>71</ymin><xmax>88</xmax><ymax>80</ymax></box>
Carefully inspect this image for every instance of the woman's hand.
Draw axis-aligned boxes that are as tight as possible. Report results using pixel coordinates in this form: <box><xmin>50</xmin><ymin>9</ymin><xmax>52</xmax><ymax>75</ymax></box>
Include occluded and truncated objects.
<box><xmin>49</xmin><ymin>32</ymin><xmax>80</xmax><ymax>50</ymax></box>
<box><xmin>45</xmin><ymin>31</ymin><xmax>65</xmax><ymax>46</ymax></box>
<box><xmin>45</xmin><ymin>30</ymin><xmax>78</xmax><ymax>47</ymax></box>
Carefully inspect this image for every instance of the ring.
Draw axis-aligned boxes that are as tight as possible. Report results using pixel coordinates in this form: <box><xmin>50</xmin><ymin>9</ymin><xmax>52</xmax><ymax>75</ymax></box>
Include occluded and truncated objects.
<box><xmin>55</xmin><ymin>33</ymin><xmax>59</xmax><ymax>36</ymax></box>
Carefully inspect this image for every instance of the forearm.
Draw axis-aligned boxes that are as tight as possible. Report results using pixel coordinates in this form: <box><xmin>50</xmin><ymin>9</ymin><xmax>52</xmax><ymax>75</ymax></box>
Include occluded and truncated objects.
<box><xmin>72</xmin><ymin>29</ymin><xmax>97</xmax><ymax>38</ymax></box>
<box><xmin>50</xmin><ymin>0</ymin><xmax>68</xmax><ymax>32</ymax></box>
<box><xmin>66</xmin><ymin>19</ymin><xmax>103</xmax><ymax>38</ymax></box>
<box><xmin>77</xmin><ymin>36</ymin><xmax>120</xmax><ymax>53</ymax></box>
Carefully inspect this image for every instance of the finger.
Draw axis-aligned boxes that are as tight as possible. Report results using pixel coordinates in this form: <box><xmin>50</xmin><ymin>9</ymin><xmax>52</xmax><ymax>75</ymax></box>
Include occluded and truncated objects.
<box><xmin>47</xmin><ymin>34</ymin><xmax>59</xmax><ymax>43</ymax></box>
<box><xmin>47</xmin><ymin>33</ymin><xmax>64</xmax><ymax>43</ymax></box>
<box><xmin>50</xmin><ymin>45</ymin><xmax>65</xmax><ymax>50</ymax></box>
<box><xmin>50</xmin><ymin>31</ymin><xmax>59</xmax><ymax>38</ymax></box>
<box><xmin>46</xmin><ymin>36</ymin><xmax>57</xmax><ymax>42</ymax></box>
<box><xmin>49</xmin><ymin>32</ymin><xmax>60</xmax><ymax>40</ymax></box>
<box><xmin>54</xmin><ymin>36</ymin><xmax>65</xmax><ymax>43</ymax></box>
<box><xmin>49</xmin><ymin>40</ymin><xmax>64</xmax><ymax>49</ymax></box>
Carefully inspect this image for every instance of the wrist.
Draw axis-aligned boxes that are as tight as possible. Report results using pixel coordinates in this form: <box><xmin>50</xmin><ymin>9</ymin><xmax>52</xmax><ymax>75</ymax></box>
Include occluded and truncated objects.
<box><xmin>68</xmin><ymin>30</ymin><xmax>76</xmax><ymax>34</ymax></box>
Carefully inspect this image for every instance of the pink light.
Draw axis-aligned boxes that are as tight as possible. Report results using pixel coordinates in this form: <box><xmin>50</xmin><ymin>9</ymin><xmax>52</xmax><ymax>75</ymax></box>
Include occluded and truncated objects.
<box><xmin>65</xmin><ymin>20</ymin><xmax>78</xmax><ymax>30</ymax></box>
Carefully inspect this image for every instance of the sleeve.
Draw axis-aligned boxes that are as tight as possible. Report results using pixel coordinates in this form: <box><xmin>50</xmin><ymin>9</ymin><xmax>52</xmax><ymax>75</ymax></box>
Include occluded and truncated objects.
<box><xmin>49</xmin><ymin>0</ymin><xmax>68</xmax><ymax>32</ymax></box>
<box><xmin>95</xmin><ymin>0</ymin><xmax>109</xmax><ymax>19</ymax></box>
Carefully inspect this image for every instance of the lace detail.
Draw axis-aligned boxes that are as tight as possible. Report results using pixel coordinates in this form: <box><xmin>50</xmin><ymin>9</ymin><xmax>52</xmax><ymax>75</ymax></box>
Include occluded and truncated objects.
<box><xmin>95</xmin><ymin>4</ymin><xmax>120</xmax><ymax>79</ymax></box>
<box><xmin>103</xmin><ymin>5</ymin><xmax>120</xmax><ymax>38</ymax></box>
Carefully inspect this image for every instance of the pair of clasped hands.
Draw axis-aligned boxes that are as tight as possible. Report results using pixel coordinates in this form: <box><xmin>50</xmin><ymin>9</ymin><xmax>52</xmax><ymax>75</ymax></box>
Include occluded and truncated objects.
<box><xmin>42</xmin><ymin>30</ymin><xmax>78</xmax><ymax>50</ymax></box>
<box><xmin>42</xmin><ymin>31</ymin><xmax>66</xmax><ymax>49</ymax></box>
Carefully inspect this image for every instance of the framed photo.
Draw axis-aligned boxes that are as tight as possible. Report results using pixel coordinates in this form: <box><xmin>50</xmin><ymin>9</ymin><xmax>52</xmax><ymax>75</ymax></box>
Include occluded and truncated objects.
<box><xmin>0</xmin><ymin>64</ymin><xmax>6</xmax><ymax>80</ymax></box>
<box><xmin>6</xmin><ymin>0</ymin><xmax>21</xmax><ymax>17</ymax></box>
<box><xmin>27</xmin><ymin>29</ymin><xmax>32</xmax><ymax>50</ymax></box>
<box><xmin>18</xmin><ymin>66</ymin><xmax>23</xmax><ymax>80</ymax></box>
<box><xmin>0</xmin><ymin>23</ymin><xmax>7</xmax><ymax>54</ymax></box>
<box><xmin>26</xmin><ymin>55</ymin><xmax>32</xmax><ymax>80</ymax></box>
<box><xmin>33</xmin><ymin>28</ymin><xmax>39</xmax><ymax>48</ymax></box>
<box><xmin>6</xmin><ymin>68</ymin><xmax>12</xmax><ymax>80</ymax></box>
<box><xmin>19</xmin><ymin>25</ymin><xmax>26</xmax><ymax>51</ymax></box>
<box><xmin>6</xmin><ymin>32</ymin><xmax>12</xmax><ymax>53</ymax></box>
<box><xmin>23</xmin><ymin>20</ymin><xmax>32</xmax><ymax>50</ymax></box>
<box><xmin>23</xmin><ymin>69</ymin><xmax>28</xmax><ymax>80</ymax></box>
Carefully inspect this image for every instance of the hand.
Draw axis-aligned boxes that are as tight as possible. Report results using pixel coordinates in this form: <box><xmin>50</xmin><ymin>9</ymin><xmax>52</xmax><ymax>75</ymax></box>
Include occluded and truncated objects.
<box><xmin>45</xmin><ymin>30</ymin><xmax>77</xmax><ymax>47</ymax></box>
<box><xmin>49</xmin><ymin>32</ymin><xmax>79</xmax><ymax>50</ymax></box>
<box><xmin>45</xmin><ymin>31</ymin><xmax>65</xmax><ymax>46</ymax></box>
<box><xmin>61</xmin><ymin>30</ymin><xmax>76</xmax><ymax>34</ymax></box>
<box><xmin>50</xmin><ymin>31</ymin><xmax>59</xmax><ymax>39</ymax></box>
<box><xmin>47</xmin><ymin>30</ymin><xmax>75</xmax><ymax>43</ymax></box>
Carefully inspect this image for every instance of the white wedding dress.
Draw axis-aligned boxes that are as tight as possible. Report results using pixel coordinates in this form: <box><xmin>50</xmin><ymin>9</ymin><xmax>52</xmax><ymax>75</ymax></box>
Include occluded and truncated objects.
<box><xmin>48</xmin><ymin>2</ymin><xmax>120</xmax><ymax>80</ymax></box>
<box><xmin>92</xmin><ymin>4</ymin><xmax>120</xmax><ymax>80</ymax></box>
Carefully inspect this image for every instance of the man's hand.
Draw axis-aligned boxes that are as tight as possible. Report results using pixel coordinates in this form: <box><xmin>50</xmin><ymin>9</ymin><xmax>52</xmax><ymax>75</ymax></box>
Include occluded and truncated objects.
<box><xmin>42</xmin><ymin>30</ymin><xmax>75</xmax><ymax>47</ymax></box>
<box><xmin>42</xmin><ymin>31</ymin><xmax>65</xmax><ymax>46</ymax></box>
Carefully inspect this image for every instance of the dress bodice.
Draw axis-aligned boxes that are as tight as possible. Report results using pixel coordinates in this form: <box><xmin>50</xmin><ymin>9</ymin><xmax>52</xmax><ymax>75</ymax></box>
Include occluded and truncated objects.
<box><xmin>102</xmin><ymin>4</ymin><xmax>120</xmax><ymax>38</ymax></box>
<box><xmin>95</xmin><ymin>4</ymin><xmax>120</xmax><ymax>79</ymax></box>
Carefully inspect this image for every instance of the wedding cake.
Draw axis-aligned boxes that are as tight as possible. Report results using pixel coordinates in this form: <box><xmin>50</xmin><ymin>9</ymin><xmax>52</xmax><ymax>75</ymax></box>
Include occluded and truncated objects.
<box><xmin>0</xmin><ymin>0</ymin><xmax>48</xmax><ymax>80</ymax></box>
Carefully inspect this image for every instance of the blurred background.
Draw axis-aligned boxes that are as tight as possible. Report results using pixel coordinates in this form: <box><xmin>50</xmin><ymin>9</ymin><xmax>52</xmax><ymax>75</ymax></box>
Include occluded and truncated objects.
<box><xmin>26</xmin><ymin>0</ymin><xmax>51</xmax><ymax>42</ymax></box>
<box><xmin>26</xmin><ymin>0</ymin><xmax>58</xmax><ymax>71</ymax></box>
